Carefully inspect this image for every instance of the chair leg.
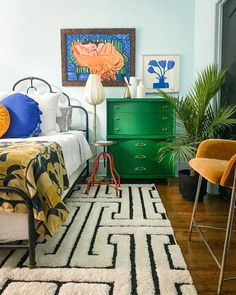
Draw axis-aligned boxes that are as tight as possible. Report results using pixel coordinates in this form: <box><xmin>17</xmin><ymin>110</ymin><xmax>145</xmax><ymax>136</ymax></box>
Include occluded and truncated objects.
<box><xmin>217</xmin><ymin>172</ymin><xmax>236</xmax><ymax>295</ymax></box>
<box><xmin>189</xmin><ymin>175</ymin><xmax>202</xmax><ymax>241</ymax></box>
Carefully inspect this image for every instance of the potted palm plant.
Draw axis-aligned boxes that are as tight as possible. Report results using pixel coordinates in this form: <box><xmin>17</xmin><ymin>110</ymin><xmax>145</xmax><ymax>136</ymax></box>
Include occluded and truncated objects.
<box><xmin>158</xmin><ymin>64</ymin><xmax>236</xmax><ymax>201</ymax></box>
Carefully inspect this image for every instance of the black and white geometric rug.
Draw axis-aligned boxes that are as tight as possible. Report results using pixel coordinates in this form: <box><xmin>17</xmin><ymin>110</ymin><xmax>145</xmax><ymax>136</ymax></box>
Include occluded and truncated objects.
<box><xmin>0</xmin><ymin>184</ymin><xmax>197</xmax><ymax>294</ymax></box>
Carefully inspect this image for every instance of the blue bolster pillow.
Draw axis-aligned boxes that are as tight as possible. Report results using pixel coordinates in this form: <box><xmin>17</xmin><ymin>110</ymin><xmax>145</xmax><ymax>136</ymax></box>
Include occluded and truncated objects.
<box><xmin>1</xmin><ymin>93</ymin><xmax>42</xmax><ymax>138</ymax></box>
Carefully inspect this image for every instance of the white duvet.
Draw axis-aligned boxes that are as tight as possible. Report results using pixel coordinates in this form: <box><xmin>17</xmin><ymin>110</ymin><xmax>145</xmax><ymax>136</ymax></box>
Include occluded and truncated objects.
<box><xmin>0</xmin><ymin>130</ymin><xmax>92</xmax><ymax>177</ymax></box>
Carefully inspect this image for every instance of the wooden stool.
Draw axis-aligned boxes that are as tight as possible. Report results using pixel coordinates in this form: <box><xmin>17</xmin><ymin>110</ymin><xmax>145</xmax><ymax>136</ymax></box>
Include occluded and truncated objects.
<box><xmin>86</xmin><ymin>141</ymin><xmax>120</xmax><ymax>196</ymax></box>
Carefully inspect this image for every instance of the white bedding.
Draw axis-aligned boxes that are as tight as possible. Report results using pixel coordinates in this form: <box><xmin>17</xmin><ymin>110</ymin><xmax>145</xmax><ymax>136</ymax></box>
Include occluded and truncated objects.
<box><xmin>0</xmin><ymin>131</ymin><xmax>92</xmax><ymax>242</ymax></box>
<box><xmin>0</xmin><ymin>130</ymin><xmax>92</xmax><ymax>178</ymax></box>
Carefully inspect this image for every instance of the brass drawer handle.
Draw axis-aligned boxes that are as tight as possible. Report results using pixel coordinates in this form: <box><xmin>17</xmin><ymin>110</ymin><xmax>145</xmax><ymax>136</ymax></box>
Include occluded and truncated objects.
<box><xmin>134</xmin><ymin>154</ymin><xmax>146</xmax><ymax>159</ymax></box>
<box><xmin>162</xmin><ymin>105</ymin><xmax>168</xmax><ymax>109</ymax></box>
<box><xmin>135</xmin><ymin>167</ymin><xmax>146</xmax><ymax>171</ymax></box>
<box><xmin>162</xmin><ymin>127</ymin><xmax>168</xmax><ymax>131</ymax></box>
<box><xmin>114</xmin><ymin>105</ymin><xmax>120</xmax><ymax>109</ymax></box>
<box><xmin>114</xmin><ymin>116</ymin><xmax>120</xmax><ymax>120</ymax></box>
<box><xmin>135</xmin><ymin>143</ymin><xmax>146</xmax><ymax>147</ymax></box>
<box><xmin>162</xmin><ymin>116</ymin><xmax>168</xmax><ymax>120</ymax></box>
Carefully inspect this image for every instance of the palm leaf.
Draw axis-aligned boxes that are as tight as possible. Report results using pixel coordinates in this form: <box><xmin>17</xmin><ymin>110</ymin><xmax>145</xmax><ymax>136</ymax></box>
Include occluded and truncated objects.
<box><xmin>205</xmin><ymin>105</ymin><xmax>236</xmax><ymax>137</ymax></box>
<box><xmin>157</xmin><ymin>135</ymin><xmax>200</xmax><ymax>163</ymax></box>
<box><xmin>157</xmin><ymin>64</ymin><xmax>235</xmax><ymax>163</ymax></box>
<box><xmin>187</xmin><ymin>65</ymin><xmax>227</xmax><ymax>137</ymax></box>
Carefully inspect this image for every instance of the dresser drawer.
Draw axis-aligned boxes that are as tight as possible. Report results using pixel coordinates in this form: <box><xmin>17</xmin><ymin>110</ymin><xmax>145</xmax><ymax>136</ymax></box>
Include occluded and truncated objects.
<box><xmin>108</xmin><ymin>101</ymin><xmax>172</xmax><ymax>113</ymax></box>
<box><xmin>109</xmin><ymin>139</ymin><xmax>158</xmax><ymax>156</ymax></box>
<box><xmin>108</xmin><ymin>139</ymin><xmax>174</xmax><ymax>177</ymax></box>
<box><xmin>108</xmin><ymin>112</ymin><xmax>173</xmax><ymax>135</ymax></box>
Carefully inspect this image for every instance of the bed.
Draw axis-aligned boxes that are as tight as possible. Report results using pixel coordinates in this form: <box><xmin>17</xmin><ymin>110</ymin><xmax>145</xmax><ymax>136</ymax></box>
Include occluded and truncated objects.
<box><xmin>0</xmin><ymin>77</ymin><xmax>92</xmax><ymax>268</ymax></box>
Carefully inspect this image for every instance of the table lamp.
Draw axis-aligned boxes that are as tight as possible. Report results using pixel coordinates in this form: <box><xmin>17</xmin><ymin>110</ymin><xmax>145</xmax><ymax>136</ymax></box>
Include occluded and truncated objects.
<box><xmin>84</xmin><ymin>74</ymin><xmax>105</xmax><ymax>146</ymax></box>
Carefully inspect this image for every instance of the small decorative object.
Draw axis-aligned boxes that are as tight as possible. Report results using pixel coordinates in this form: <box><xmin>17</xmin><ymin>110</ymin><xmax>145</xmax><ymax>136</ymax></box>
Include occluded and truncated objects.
<box><xmin>136</xmin><ymin>80</ymin><xmax>145</xmax><ymax>98</ymax></box>
<box><xmin>84</xmin><ymin>74</ymin><xmax>105</xmax><ymax>146</ymax></box>
<box><xmin>143</xmin><ymin>55</ymin><xmax>180</xmax><ymax>93</ymax></box>
<box><xmin>129</xmin><ymin>76</ymin><xmax>138</xmax><ymax>98</ymax></box>
<box><xmin>61</xmin><ymin>28</ymin><xmax>135</xmax><ymax>86</ymax></box>
<box><xmin>128</xmin><ymin>85</ymin><xmax>137</xmax><ymax>98</ymax></box>
<box><xmin>129</xmin><ymin>76</ymin><xmax>138</xmax><ymax>88</ymax></box>
<box><xmin>123</xmin><ymin>76</ymin><xmax>131</xmax><ymax>99</ymax></box>
<box><xmin>124</xmin><ymin>86</ymin><xmax>131</xmax><ymax>99</ymax></box>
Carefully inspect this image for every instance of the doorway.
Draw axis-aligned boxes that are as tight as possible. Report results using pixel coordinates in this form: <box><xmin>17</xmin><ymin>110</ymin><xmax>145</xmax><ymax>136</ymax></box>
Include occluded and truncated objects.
<box><xmin>220</xmin><ymin>0</ymin><xmax>236</xmax><ymax>138</ymax></box>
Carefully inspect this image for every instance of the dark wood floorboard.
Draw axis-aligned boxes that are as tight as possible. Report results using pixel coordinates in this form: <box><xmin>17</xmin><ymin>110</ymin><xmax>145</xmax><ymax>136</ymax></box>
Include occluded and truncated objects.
<box><xmin>156</xmin><ymin>182</ymin><xmax>236</xmax><ymax>295</ymax></box>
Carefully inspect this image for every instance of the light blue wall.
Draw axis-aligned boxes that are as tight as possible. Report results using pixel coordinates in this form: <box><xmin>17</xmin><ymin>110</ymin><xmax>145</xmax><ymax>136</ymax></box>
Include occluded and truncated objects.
<box><xmin>0</xmin><ymin>0</ymin><xmax>195</xmax><ymax>141</ymax></box>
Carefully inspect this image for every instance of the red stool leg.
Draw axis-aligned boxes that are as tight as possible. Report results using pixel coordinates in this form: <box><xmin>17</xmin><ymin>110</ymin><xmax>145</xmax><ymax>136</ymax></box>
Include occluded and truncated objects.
<box><xmin>106</xmin><ymin>153</ymin><xmax>120</xmax><ymax>197</ymax></box>
<box><xmin>86</xmin><ymin>152</ymin><xmax>102</xmax><ymax>194</ymax></box>
<box><xmin>107</xmin><ymin>152</ymin><xmax>120</xmax><ymax>187</ymax></box>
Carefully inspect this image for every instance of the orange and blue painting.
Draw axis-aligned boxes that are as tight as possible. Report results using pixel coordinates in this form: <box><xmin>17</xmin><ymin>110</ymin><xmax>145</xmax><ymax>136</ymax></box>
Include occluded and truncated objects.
<box><xmin>61</xmin><ymin>29</ymin><xmax>135</xmax><ymax>86</ymax></box>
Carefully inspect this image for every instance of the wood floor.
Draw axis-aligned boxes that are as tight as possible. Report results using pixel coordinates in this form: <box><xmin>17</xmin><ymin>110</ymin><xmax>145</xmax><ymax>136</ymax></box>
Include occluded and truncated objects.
<box><xmin>156</xmin><ymin>182</ymin><xmax>236</xmax><ymax>295</ymax></box>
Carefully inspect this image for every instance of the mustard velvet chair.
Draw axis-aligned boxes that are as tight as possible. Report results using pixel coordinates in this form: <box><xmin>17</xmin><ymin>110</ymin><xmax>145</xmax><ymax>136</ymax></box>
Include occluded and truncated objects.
<box><xmin>188</xmin><ymin>139</ymin><xmax>236</xmax><ymax>295</ymax></box>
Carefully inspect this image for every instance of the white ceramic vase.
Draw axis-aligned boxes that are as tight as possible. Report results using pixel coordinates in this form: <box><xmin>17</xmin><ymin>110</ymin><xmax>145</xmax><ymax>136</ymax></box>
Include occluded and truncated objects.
<box><xmin>128</xmin><ymin>85</ymin><xmax>137</xmax><ymax>98</ymax></box>
<box><xmin>137</xmin><ymin>80</ymin><xmax>145</xmax><ymax>98</ymax></box>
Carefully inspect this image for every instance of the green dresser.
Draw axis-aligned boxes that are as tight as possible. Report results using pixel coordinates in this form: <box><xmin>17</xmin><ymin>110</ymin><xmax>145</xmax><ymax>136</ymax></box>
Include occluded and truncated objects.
<box><xmin>106</xmin><ymin>98</ymin><xmax>175</xmax><ymax>179</ymax></box>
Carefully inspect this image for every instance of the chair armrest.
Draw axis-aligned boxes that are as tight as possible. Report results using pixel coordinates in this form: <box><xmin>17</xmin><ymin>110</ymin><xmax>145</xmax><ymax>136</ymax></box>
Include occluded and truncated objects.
<box><xmin>220</xmin><ymin>154</ymin><xmax>236</xmax><ymax>187</ymax></box>
<box><xmin>196</xmin><ymin>139</ymin><xmax>236</xmax><ymax>160</ymax></box>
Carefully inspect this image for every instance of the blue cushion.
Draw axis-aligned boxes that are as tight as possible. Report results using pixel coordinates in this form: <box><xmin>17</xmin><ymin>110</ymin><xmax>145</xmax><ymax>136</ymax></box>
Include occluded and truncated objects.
<box><xmin>1</xmin><ymin>93</ymin><xmax>42</xmax><ymax>138</ymax></box>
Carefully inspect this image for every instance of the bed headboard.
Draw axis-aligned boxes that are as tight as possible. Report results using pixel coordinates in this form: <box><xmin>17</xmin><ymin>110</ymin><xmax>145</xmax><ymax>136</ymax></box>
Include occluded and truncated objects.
<box><xmin>12</xmin><ymin>76</ymin><xmax>89</xmax><ymax>143</ymax></box>
<box><xmin>13</xmin><ymin>76</ymin><xmax>54</xmax><ymax>95</ymax></box>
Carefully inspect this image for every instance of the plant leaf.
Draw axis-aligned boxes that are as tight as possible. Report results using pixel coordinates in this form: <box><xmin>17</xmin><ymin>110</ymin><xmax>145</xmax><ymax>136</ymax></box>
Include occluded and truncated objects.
<box><xmin>156</xmin><ymin>64</ymin><xmax>235</xmax><ymax>163</ymax></box>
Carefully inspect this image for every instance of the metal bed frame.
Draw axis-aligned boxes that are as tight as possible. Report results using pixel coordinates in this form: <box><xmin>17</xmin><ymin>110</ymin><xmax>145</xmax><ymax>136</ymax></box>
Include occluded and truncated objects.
<box><xmin>0</xmin><ymin>76</ymin><xmax>89</xmax><ymax>268</ymax></box>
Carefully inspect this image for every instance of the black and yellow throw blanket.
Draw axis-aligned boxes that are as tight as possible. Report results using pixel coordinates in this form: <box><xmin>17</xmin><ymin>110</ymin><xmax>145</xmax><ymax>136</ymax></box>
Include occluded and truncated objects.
<box><xmin>0</xmin><ymin>141</ymin><xmax>69</xmax><ymax>240</ymax></box>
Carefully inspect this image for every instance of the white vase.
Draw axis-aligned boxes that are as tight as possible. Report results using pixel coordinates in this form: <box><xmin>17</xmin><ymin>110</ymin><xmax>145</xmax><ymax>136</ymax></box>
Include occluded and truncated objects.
<box><xmin>128</xmin><ymin>85</ymin><xmax>137</xmax><ymax>98</ymax></box>
<box><xmin>129</xmin><ymin>76</ymin><xmax>138</xmax><ymax>88</ymax></box>
<box><xmin>137</xmin><ymin>80</ymin><xmax>145</xmax><ymax>98</ymax></box>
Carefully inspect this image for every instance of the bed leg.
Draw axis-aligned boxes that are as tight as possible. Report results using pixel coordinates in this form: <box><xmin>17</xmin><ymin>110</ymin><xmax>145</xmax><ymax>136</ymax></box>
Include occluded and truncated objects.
<box><xmin>86</xmin><ymin>159</ymin><xmax>89</xmax><ymax>177</ymax></box>
<box><xmin>28</xmin><ymin>239</ymin><xmax>36</xmax><ymax>269</ymax></box>
<box><xmin>28</xmin><ymin>205</ymin><xmax>36</xmax><ymax>268</ymax></box>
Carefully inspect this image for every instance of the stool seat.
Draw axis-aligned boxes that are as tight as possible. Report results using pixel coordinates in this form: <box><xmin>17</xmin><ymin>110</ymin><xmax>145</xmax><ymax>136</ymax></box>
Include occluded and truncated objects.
<box><xmin>86</xmin><ymin>142</ymin><xmax>120</xmax><ymax>196</ymax></box>
<box><xmin>189</xmin><ymin>158</ymin><xmax>228</xmax><ymax>185</ymax></box>
<box><xmin>92</xmin><ymin>140</ymin><xmax>117</xmax><ymax>147</ymax></box>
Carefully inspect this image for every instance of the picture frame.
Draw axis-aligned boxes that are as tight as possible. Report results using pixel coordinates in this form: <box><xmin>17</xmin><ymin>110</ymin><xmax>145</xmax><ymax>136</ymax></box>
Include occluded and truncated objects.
<box><xmin>61</xmin><ymin>28</ymin><xmax>135</xmax><ymax>86</ymax></box>
<box><xmin>143</xmin><ymin>55</ymin><xmax>180</xmax><ymax>93</ymax></box>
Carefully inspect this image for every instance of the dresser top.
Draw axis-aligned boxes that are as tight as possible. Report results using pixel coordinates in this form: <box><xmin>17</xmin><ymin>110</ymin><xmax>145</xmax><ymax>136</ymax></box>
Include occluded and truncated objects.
<box><xmin>106</xmin><ymin>97</ymin><xmax>168</xmax><ymax>102</ymax></box>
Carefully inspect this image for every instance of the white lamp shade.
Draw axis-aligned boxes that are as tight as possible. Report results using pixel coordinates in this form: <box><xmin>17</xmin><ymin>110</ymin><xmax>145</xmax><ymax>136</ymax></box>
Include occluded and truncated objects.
<box><xmin>84</xmin><ymin>74</ymin><xmax>105</xmax><ymax>105</ymax></box>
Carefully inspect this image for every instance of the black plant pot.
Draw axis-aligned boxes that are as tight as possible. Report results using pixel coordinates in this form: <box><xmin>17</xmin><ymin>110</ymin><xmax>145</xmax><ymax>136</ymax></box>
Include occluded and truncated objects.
<box><xmin>219</xmin><ymin>185</ymin><xmax>232</xmax><ymax>200</ymax></box>
<box><xmin>178</xmin><ymin>169</ymin><xmax>207</xmax><ymax>202</ymax></box>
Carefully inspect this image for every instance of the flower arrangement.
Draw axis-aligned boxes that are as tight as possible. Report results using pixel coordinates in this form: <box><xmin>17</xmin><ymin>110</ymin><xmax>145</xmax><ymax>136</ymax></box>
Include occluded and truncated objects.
<box><xmin>147</xmin><ymin>59</ymin><xmax>175</xmax><ymax>89</ymax></box>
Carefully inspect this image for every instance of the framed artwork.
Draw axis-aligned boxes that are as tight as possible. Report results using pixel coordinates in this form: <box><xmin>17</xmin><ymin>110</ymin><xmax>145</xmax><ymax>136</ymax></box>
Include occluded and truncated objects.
<box><xmin>61</xmin><ymin>28</ymin><xmax>135</xmax><ymax>86</ymax></box>
<box><xmin>143</xmin><ymin>55</ymin><xmax>180</xmax><ymax>93</ymax></box>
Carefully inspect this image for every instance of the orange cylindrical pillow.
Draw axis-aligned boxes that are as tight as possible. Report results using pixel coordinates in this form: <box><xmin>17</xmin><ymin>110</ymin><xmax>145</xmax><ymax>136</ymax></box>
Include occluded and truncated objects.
<box><xmin>0</xmin><ymin>104</ymin><xmax>11</xmax><ymax>137</ymax></box>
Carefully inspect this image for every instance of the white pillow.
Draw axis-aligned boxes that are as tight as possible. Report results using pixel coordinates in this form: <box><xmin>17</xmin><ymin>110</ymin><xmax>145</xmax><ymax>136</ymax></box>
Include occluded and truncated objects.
<box><xmin>32</xmin><ymin>92</ymin><xmax>61</xmax><ymax>135</ymax></box>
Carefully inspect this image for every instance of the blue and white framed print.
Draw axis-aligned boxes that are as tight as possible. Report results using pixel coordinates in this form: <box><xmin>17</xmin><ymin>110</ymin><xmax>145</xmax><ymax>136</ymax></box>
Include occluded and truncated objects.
<box><xmin>143</xmin><ymin>55</ymin><xmax>180</xmax><ymax>93</ymax></box>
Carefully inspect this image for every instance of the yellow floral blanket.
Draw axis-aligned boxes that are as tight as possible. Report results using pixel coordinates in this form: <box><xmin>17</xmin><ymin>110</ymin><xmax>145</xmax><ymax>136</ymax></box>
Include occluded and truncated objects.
<box><xmin>0</xmin><ymin>141</ymin><xmax>69</xmax><ymax>240</ymax></box>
